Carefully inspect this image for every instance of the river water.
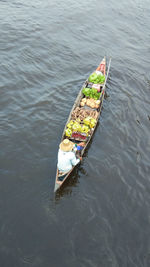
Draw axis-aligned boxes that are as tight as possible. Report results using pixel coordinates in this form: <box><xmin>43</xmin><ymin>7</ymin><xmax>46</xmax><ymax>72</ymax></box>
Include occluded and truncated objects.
<box><xmin>0</xmin><ymin>0</ymin><xmax>150</xmax><ymax>266</ymax></box>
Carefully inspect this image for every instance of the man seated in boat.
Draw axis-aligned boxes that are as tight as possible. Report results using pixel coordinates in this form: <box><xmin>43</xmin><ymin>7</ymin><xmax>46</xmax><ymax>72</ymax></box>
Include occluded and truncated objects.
<box><xmin>57</xmin><ymin>139</ymin><xmax>84</xmax><ymax>174</ymax></box>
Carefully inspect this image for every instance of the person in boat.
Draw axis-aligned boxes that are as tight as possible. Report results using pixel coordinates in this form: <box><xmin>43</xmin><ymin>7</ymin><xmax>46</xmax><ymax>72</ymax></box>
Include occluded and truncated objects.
<box><xmin>57</xmin><ymin>139</ymin><xmax>84</xmax><ymax>173</ymax></box>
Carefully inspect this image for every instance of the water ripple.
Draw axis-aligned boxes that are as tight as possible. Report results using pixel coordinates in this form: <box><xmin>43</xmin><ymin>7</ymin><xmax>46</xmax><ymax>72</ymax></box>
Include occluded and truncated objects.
<box><xmin>0</xmin><ymin>0</ymin><xmax>150</xmax><ymax>266</ymax></box>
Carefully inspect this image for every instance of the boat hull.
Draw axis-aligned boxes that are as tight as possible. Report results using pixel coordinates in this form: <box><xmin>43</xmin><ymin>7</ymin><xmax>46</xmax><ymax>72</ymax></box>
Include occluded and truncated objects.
<box><xmin>54</xmin><ymin>57</ymin><xmax>111</xmax><ymax>192</ymax></box>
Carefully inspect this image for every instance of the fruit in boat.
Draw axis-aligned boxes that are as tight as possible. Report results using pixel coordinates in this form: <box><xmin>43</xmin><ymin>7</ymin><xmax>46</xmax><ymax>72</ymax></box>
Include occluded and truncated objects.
<box><xmin>80</xmin><ymin>102</ymin><xmax>85</xmax><ymax>107</ymax></box>
<box><xmin>90</xmin><ymin>103</ymin><xmax>95</xmax><ymax>109</ymax></box>
<box><xmin>83</xmin><ymin>117</ymin><xmax>91</xmax><ymax>126</ymax></box>
<box><xmin>81</xmin><ymin>125</ymin><xmax>89</xmax><ymax>134</ymax></box>
<box><xmin>65</xmin><ymin>128</ymin><xmax>72</xmax><ymax>137</ymax></box>
<box><xmin>82</xmin><ymin>98</ymin><xmax>87</xmax><ymax>103</ymax></box>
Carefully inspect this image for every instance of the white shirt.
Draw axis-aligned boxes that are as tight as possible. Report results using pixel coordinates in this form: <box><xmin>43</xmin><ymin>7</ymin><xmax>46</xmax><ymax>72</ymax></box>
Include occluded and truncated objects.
<box><xmin>57</xmin><ymin>149</ymin><xmax>80</xmax><ymax>172</ymax></box>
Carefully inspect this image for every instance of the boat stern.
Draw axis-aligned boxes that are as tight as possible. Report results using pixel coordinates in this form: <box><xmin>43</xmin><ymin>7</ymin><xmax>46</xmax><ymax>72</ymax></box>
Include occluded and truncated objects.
<box><xmin>54</xmin><ymin>181</ymin><xmax>61</xmax><ymax>193</ymax></box>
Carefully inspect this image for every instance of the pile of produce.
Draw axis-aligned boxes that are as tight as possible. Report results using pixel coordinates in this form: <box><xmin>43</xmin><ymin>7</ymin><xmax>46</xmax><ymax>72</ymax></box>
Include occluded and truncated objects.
<box><xmin>83</xmin><ymin>117</ymin><xmax>97</xmax><ymax>129</ymax></box>
<box><xmin>82</xmin><ymin>88</ymin><xmax>101</xmax><ymax>100</ymax></box>
<box><xmin>80</xmin><ymin>98</ymin><xmax>100</xmax><ymax>109</ymax></box>
<box><xmin>65</xmin><ymin>117</ymin><xmax>97</xmax><ymax>139</ymax></box>
<box><xmin>65</xmin><ymin>120</ymin><xmax>89</xmax><ymax>138</ymax></box>
<box><xmin>71</xmin><ymin>132</ymin><xmax>87</xmax><ymax>140</ymax></box>
<box><xmin>89</xmin><ymin>72</ymin><xmax>105</xmax><ymax>84</ymax></box>
<box><xmin>71</xmin><ymin>107</ymin><xmax>98</xmax><ymax>121</ymax></box>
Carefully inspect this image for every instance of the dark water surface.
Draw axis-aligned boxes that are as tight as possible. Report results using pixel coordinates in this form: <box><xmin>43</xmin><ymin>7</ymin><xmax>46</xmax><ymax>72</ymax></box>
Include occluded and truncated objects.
<box><xmin>0</xmin><ymin>0</ymin><xmax>150</xmax><ymax>266</ymax></box>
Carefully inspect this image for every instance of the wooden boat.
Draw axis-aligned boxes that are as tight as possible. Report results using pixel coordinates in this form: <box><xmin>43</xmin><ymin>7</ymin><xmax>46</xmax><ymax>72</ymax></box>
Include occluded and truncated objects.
<box><xmin>54</xmin><ymin>57</ymin><xmax>111</xmax><ymax>192</ymax></box>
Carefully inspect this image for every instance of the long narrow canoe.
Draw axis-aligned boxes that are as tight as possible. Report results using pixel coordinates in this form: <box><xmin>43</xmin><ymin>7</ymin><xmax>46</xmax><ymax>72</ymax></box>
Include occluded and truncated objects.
<box><xmin>54</xmin><ymin>57</ymin><xmax>111</xmax><ymax>192</ymax></box>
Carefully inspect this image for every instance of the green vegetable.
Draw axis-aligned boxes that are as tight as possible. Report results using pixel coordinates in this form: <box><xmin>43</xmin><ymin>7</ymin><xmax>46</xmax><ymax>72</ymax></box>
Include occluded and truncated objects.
<box><xmin>98</xmin><ymin>74</ymin><xmax>105</xmax><ymax>84</ymax></box>
<box><xmin>89</xmin><ymin>73</ymin><xmax>97</xmax><ymax>83</ymax></box>
<box><xmin>82</xmin><ymin>87</ymin><xmax>91</xmax><ymax>97</ymax></box>
<box><xmin>82</xmin><ymin>87</ymin><xmax>101</xmax><ymax>100</ymax></box>
<box><xmin>89</xmin><ymin>72</ymin><xmax>105</xmax><ymax>84</ymax></box>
